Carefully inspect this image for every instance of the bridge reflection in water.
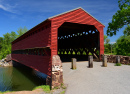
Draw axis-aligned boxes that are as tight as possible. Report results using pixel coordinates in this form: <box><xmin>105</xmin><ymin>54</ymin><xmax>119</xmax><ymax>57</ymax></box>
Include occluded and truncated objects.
<box><xmin>0</xmin><ymin>61</ymin><xmax>47</xmax><ymax>92</ymax></box>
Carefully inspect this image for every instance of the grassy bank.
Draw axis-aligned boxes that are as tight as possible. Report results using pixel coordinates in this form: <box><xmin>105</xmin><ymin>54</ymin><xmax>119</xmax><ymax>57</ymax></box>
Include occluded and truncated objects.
<box><xmin>0</xmin><ymin>84</ymin><xmax>67</xmax><ymax>94</ymax></box>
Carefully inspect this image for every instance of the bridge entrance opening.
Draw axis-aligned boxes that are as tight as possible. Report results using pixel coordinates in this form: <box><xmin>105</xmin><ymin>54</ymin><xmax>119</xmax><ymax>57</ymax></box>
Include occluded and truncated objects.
<box><xmin>58</xmin><ymin>22</ymin><xmax>100</xmax><ymax>62</ymax></box>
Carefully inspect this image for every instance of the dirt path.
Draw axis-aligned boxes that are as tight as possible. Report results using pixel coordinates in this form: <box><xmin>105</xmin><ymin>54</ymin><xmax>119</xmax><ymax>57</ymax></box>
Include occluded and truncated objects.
<box><xmin>5</xmin><ymin>89</ymin><xmax>44</xmax><ymax>94</ymax></box>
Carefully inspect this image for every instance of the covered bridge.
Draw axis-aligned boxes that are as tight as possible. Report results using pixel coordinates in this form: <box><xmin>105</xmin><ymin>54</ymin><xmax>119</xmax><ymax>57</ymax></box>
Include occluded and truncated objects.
<box><xmin>12</xmin><ymin>7</ymin><xmax>105</xmax><ymax>88</ymax></box>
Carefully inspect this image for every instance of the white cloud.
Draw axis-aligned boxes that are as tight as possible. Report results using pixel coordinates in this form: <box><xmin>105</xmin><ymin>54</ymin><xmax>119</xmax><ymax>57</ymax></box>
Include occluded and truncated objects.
<box><xmin>0</xmin><ymin>4</ymin><xmax>8</xmax><ymax>11</ymax></box>
<box><xmin>0</xmin><ymin>2</ymin><xmax>17</xmax><ymax>13</ymax></box>
<box><xmin>110</xmin><ymin>42</ymin><xmax>116</xmax><ymax>44</ymax></box>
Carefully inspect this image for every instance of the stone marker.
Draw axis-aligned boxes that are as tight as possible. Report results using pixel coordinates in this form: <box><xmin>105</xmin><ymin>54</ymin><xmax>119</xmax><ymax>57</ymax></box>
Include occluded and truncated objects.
<box><xmin>103</xmin><ymin>55</ymin><xmax>107</xmax><ymax>67</ymax></box>
<box><xmin>71</xmin><ymin>58</ymin><xmax>76</xmax><ymax>69</ymax></box>
<box><xmin>116</xmin><ymin>56</ymin><xmax>120</xmax><ymax>63</ymax></box>
<box><xmin>88</xmin><ymin>56</ymin><xmax>93</xmax><ymax>68</ymax></box>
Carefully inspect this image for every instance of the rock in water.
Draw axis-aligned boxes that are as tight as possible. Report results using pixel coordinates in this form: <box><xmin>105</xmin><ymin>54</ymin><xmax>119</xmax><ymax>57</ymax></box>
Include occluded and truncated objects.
<box><xmin>6</xmin><ymin>54</ymin><xmax>11</xmax><ymax>62</ymax></box>
<box><xmin>0</xmin><ymin>54</ymin><xmax>12</xmax><ymax>67</ymax></box>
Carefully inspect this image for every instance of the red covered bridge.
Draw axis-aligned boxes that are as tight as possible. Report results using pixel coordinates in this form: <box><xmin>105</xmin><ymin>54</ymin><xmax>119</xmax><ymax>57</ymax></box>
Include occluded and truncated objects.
<box><xmin>12</xmin><ymin>7</ymin><xmax>105</xmax><ymax>87</ymax></box>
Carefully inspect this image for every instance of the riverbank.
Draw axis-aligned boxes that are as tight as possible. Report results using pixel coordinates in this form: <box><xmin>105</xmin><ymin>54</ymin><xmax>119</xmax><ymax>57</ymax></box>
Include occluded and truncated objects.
<box><xmin>0</xmin><ymin>54</ymin><xmax>12</xmax><ymax>67</ymax></box>
<box><xmin>0</xmin><ymin>84</ymin><xmax>67</xmax><ymax>94</ymax></box>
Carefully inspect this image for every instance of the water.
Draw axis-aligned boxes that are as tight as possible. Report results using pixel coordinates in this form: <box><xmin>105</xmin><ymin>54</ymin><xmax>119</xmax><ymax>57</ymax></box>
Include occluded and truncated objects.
<box><xmin>0</xmin><ymin>64</ymin><xmax>47</xmax><ymax>92</ymax></box>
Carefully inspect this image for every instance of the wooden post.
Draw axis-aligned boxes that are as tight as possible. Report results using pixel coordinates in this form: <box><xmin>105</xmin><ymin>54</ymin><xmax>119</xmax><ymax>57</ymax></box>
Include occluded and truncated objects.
<box><xmin>103</xmin><ymin>55</ymin><xmax>107</xmax><ymax>67</ymax></box>
<box><xmin>71</xmin><ymin>58</ymin><xmax>76</xmax><ymax>69</ymax></box>
<box><xmin>88</xmin><ymin>56</ymin><xmax>93</xmax><ymax>68</ymax></box>
<box><xmin>116</xmin><ymin>56</ymin><xmax>120</xmax><ymax>63</ymax></box>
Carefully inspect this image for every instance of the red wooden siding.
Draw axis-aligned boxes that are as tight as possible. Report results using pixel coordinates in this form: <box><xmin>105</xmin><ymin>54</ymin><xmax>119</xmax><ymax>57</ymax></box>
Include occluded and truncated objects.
<box><xmin>50</xmin><ymin>8</ymin><xmax>104</xmax><ymax>57</ymax></box>
<box><xmin>12</xmin><ymin>54</ymin><xmax>51</xmax><ymax>76</ymax></box>
<box><xmin>12</xmin><ymin>21</ymin><xmax>51</xmax><ymax>51</ymax></box>
<box><xmin>12</xmin><ymin>20</ymin><xmax>52</xmax><ymax>76</ymax></box>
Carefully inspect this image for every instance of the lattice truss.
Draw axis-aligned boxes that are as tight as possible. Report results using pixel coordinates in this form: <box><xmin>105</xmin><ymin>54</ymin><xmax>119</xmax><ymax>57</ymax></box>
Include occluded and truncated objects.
<box><xmin>12</xmin><ymin>47</ymin><xmax>51</xmax><ymax>56</ymax></box>
<box><xmin>58</xmin><ymin>23</ymin><xmax>100</xmax><ymax>58</ymax></box>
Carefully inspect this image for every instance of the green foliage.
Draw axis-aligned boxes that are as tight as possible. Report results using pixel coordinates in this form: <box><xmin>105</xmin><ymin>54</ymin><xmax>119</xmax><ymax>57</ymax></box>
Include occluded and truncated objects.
<box><xmin>0</xmin><ymin>37</ymin><xmax>3</xmax><ymax>50</ymax></box>
<box><xmin>104</xmin><ymin>35</ymin><xmax>112</xmax><ymax>54</ymax></box>
<box><xmin>33</xmin><ymin>85</ymin><xmax>50</xmax><ymax>93</ymax></box>
<box><xmin>106</xmin><ymin>0</ymin><xmax>130</xmax><ymax>55</ymax></box>
<box><xmin>115</xmin><ymin>35</ymin><xmax>130</xmax><ymax>56</ymax></box>
<box><xmin>0</xmin><ymin>27</ymin><xmax>27</xmax><ymax>59</ymax></box>
<box><xmin>104</xmin><ymin>35</ymin><xmax>108</xmax><ymax>41</ymax></box>
<box><xmin>115</xmin><ymin>63</ymin><xmax>121</xmax><ymax>66</ymax></box>
<box><xmin>124</xmin><ymin>25</ymin><xmax>130</xmax><ymax>36</ymax></box>
<box><xmin>107</xmin><ymin>0</ymin><xmax>130</xmax><ymax>36</ymax></box>
<box><xmin>104</xmin><ymin>44</ymin><xmax>111</xmax><ymax>53</ymax></box>
<box><xmin>17</xmin><ymin>27</ymin><xmax>28</xmax><ymax>37</ymax></box>
<box><xmin>104</xmin><ymin>35</ymin><xmax>110</xmax><ymax>44</ymax></box>
<box><xmin>88</xmin><ymin>52</ymin><xmax>92</xmax><ymax>55</ymax></box>
<box><xmin>106</xmin><ymin>38</ymin><xmax>110</xmax><ymax>44</ymax></box>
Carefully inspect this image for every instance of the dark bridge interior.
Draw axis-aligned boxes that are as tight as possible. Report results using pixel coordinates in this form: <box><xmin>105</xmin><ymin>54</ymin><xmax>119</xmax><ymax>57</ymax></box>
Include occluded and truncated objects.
<box><xmin>58</xmin><ymin>22</ymin><xmax>100</xmax><ymax>62</ymax></box>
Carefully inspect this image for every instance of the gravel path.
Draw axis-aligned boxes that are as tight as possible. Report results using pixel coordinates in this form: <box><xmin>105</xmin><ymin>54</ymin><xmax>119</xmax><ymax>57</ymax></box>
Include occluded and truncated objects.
<box><xmin>63</xmin><ymin>61</ymin><xmax>130</xmax><ymax>94</ymax></box>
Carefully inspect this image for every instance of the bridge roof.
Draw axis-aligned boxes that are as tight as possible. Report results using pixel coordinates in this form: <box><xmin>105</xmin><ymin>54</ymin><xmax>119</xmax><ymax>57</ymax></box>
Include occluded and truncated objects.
<box><xmin>12</xmin><ymin>7</ymin><xmax>104</xmax><ymax>44</ymax></box>
<box><xmin>48</xmin><ymin>7</ymin><xmax>105</xmax><ymax>26</ymax></box>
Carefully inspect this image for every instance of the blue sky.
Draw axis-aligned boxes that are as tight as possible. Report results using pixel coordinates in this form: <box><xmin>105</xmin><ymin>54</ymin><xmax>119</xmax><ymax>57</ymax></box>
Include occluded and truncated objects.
<box><xmin>0</xmin><ymin>0</ymin><xmax>125</xmax><ymax>43</ymax></box>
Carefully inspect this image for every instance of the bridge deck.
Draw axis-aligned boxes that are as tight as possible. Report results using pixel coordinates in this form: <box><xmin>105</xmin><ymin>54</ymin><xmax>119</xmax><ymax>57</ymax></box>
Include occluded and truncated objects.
<box><xmin>63</xmin><ymin>61</ymin><xmax>130</xmax><ymax>94</ymax></box>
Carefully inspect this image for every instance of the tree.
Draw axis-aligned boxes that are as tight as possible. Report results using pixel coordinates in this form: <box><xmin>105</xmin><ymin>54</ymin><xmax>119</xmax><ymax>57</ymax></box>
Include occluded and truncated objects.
<box><xmin>0</xmin><ymin>27</ymin><xmax>28</xmax><ymax>59</ymax></box>
<box><xmin>17</xmin><ymin>26</ymin><xmax>28</xmax><ymax>37</ymax></box>
<box><xmin>0</xmin><ymin>37</ymin><xmax>3</xmax><ymax>50</ymax></box>
<box><xmin>115</xmin><ymin>35</ymin><xmax>130</xmax><ymax>56</ymax></box>
<box><xmin>10</xmin><ymin>31</ymin><xmax>17</xmax><ymax>42</ymax></box>
<box><xmin>104</xmin><ymin>35</ymin><xmax>108</xmax><ymax>41</ymax></box>
<box><xmin>104</xmin><ymin>35</ymin><xmax>111</xmax><ymax>54</ymax></box>
<box><xmin>123</xmin><ymin>24</ymin><xmax>130</xmax><ymax>36</ymax></box>
<box><xmin>104</xmin><ymin>35</ymin><xmax>110</xmax><ymax>44</ymax></box>
<box><xmin>107</xmin><ymin>0</ymin><xmax>130</xmax><ymax>36</ymax></box>
<box><xmin>106</xmin><ymin>39</ymin><xmax>110</xmax><ymax>44</ymax></box>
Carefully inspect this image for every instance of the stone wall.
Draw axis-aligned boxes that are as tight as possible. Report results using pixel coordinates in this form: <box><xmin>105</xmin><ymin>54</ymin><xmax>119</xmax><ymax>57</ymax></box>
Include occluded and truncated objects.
<box><xmin>101</xmin><ymin>55</ymin><xmax>130</xmax><ymax>64</ymax></box>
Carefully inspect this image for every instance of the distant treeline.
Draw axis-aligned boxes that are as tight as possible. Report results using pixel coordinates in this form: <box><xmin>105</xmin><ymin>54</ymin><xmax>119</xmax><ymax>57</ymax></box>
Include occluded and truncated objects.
<box><xmin>104</xmin><ymin>25</ymin><xmax>130</xmax><ymax>56</ymax></box>
<box><xmin>0</xmin><ymin>27</ymin><xmax>27</xmax><ymax>59</ymax></box>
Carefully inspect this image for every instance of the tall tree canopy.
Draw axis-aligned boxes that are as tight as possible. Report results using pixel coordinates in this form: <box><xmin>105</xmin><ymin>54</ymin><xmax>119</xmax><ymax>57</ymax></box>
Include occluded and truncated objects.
<box><xmin>17</xmin><ymin>27</ymin><xmax>28</xmax><ymax>37</ymax></box>
<box><xmin>123</xmin><ymin>24</ymin><xmax>130</xmax><ymax>36</ymax></box>
<box><xmin>107</xmin><ymin>0</ymin><xmax>130</xmax><ymax>36</ymax></box>
<box><xmin>114</xmin><ymin>24</ymin><xmax>130</xmax><ymax>56</ymax></box>
<box><xmin>115</xmin><ymin>35</ymin><xmax>130</xmax><ymax>56</ymax></box>
<box><xmin>0</xmin><ymin>27</ymin><xmax>27</xmax><ymax>59</ymax></box>
<box><xmin>104</xmin><ymin>35</ymin><xmax>111</xmax><ymax>54</ymax></box>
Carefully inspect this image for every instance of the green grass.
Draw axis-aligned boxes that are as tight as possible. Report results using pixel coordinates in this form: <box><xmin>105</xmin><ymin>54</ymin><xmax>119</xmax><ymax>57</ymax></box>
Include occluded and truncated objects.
<box><xmin>33</xmin><ymin>85</ymin><xmax>50</xmax><ymax>93</ymax></box>
<box><xmin>115</xmin><ymin>63</ymin><xmax>121</xmax><ymax>66</ymax></box>
<box><xmin>60</xmin><ymin>90</ymin><xmax>65</xmax><ymax>94</ymax></box>
<box><xmin>72</xmin><ymin>68</ymin><xmax>76</xmax><ymax>70</ymax></box>
<box><xmin>0</xmin><ymin>91</ymin><xmax>13</xmax><ymax>94</ymax></box>
<box><xmin>61</xmin><ymin>83</ymin><xmax>66</xmax><ymax>89</ymax></box>
<box><xmin>104</xmin><ymin>53</ymin><xmax>116</xmax><ymax>55</ymax></box>
<box><xmin>1</xmin><ymin>84</ymin><xmax>66</xmax><ymax>94</ymax></box>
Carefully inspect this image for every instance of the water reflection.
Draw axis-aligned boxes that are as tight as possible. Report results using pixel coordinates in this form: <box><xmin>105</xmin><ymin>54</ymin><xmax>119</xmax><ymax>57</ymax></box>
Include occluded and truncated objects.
<box><xmin>0</xmin><ymin>63</ymin><xmax>47</xmax><ymax>92</ymax></box>
<box><xmin>0</xmin><ymin>67</ymin><xmax>13</xmax><ymax>91</ymax></box>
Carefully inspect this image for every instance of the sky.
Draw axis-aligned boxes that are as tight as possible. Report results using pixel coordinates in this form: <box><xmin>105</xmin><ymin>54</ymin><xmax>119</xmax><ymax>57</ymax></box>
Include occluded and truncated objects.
<box><xmin>0</xmin><ymin>0</ymin><xmax>125</xmax><ymax>43</ymax></box>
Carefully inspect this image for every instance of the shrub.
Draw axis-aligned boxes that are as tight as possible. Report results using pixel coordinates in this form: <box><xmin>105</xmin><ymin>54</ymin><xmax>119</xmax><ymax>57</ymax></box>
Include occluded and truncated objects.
<box><xmin>115</xmin><ymin>63</ymin><xmax>121</xmax><ymax>66</ymax></box>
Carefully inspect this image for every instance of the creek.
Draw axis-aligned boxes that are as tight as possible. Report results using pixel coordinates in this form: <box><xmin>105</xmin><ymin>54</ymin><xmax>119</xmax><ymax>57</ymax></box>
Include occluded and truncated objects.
<box><xmin>0</xmin><ymin>64</ymin><xmax>47</xmax><ymax>92</ymax></box>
